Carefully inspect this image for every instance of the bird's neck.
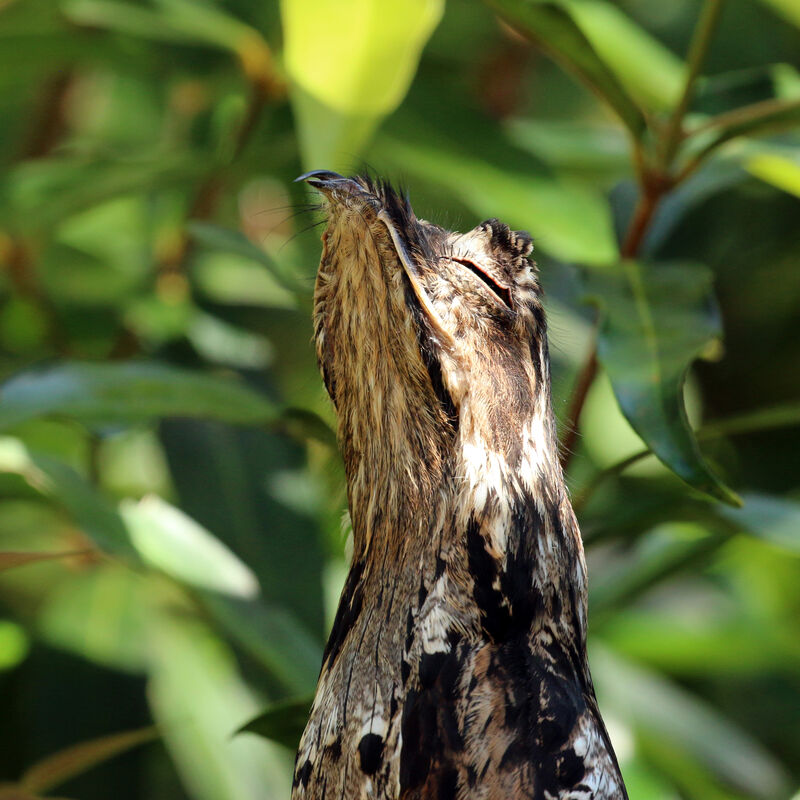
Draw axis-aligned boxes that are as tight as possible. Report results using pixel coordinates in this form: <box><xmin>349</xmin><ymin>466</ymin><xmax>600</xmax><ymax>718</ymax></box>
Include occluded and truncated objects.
<box><xmin>347</xmin><ymin>396</ymin><xmax>588</xmax><ymax>644</ymax></box>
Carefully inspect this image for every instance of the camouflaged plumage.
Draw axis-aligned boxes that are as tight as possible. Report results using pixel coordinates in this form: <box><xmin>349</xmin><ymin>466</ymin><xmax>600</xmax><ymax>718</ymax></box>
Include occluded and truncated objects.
<box><xmin>292</xmin><ymin>172</ymin><xmax>627</xmax><ymax>800</ymax></box>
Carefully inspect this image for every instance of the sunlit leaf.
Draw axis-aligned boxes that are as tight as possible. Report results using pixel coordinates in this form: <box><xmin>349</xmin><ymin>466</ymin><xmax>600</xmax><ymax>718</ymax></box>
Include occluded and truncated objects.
<box><xmin>585</xmin><ymin>261</ymin><xmax>740</xmax><ymax>505</ymax></box>
<box><xmin>376</xmin><ymin>134</ymin><xmax>619</xmax><ymax>266</ymax></box>
<box><xmin>484</xmin><ymin>0</ymin><xmax>646</xmax><ymax>137</ymax></box>
<box><xmin>745</xmin><ymin>147</ymin><xmax>800</xmax><ymax>198</ymax></box>
<box><xmin>120</xmin><ymin>495</ymin><xmax>260</xmax><ymax>599</ymax></box>
<box><xmin>238</xmin><ymin>696</ymin><xmax>313</xmax><ymax>751</ymax></box>
<box><xmin>19</xmin><ymin>726</ymin><xmax>158</xmax><ymax>794</ymax></box>
<box><xmin>566</xmin><ymin>0</ymin><xmax>685</xmax><ymax>110</ymax></box>
<box><xmin>0</xmin><ymin>620</ymin><xmax>29</xmax><ymax>671</ymax></box>
<box><xmin>0</xmin><ymin>362</ymin><xmax>276</xmax><ymax>431</ymax></box>
<box><xmin>282</xmin><ymin>0</ymin><xmax>444</xmax><ymax>166</ymax></box>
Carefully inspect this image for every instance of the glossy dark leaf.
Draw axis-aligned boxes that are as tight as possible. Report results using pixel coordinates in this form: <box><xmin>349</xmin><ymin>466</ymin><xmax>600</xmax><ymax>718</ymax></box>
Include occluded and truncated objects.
<box><xmin>585</xmin><ymin>261</ymin><xmax>740</xmax><ymax>505</ymax></box>
<box><xmin>238</xmin><ymin>696</ymin><xmax>313</xmax><ymax>751</ymax></box>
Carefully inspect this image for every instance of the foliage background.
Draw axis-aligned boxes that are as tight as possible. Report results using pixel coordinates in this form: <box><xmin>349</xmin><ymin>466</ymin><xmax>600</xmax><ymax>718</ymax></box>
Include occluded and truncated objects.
<box><xmin>1</xmin><ymin>0</ymin><xmax>799</xmax><ymax>798</ymax></box>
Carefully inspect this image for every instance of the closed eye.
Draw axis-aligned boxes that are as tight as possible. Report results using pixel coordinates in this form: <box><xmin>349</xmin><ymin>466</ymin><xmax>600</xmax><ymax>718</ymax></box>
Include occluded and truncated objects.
<box><xmin>452</xmin><ymin>258</ymin><xmax>514</xmax><ymax>309</ymax></box>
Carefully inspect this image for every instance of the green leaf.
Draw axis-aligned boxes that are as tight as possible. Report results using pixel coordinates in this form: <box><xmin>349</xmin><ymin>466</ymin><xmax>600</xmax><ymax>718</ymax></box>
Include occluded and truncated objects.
<box><xmin>281</xmin><ymin>0</ymin><xmax>444</xmax><ymax>166</ymax></box>
<box><xmin>590</xmin><ymin>524</ymin><xmax>733</xmax><ymax>620</ymax></box>
<box><xmin>0</xmin><ymin>362</ymin><xmax>277</xmax><ymax>431</ymax></box>
<box><xmin>238</xmin><ymin>696</ymin><xmax>313</xmax><ymax>751</ymax></box>
<box><xmin>592</xmin><ymin>645</ymin><xmax>792</xmax><ymax>798</ymax></box>
<box><xmin>375</xmin><ymin>134</ymin><xmax>619</xmax><ymax>266</ymax></box>
<box><xmin>187</xmin><ymin>221</ymin><xmax>303</xmax><ymax>297</ymax></box>
<box><xmin>146</xmin><ymin>614</ymin><xmax>291</xmax><ymax>800</ymax></box>
<box><xmin>717</xmin><ymin>492</ymin><xmax>800</xmax><ymax>554</ymax></box>
<box><xmin>585</xmin><ymin>261</ymin><xmax>740</xmax><ymax>505</ymax></box>
<box><xmin>0</xmin><ymin>438</ymin><xmax>136</xmax><ymax>558</ymax></box>
<box><xmin>745</xmin><ymin>146</ymin><xmax>800</xmax><ymax>198</ymax></box>
<box><xmin>120</xmin><ymin>495</ymin><xmax>260</xmax><ymax>599</ymax></box>
<box><xmin>483</xmin><ymin>0</ymin><xmax>646</xmax><ymax>138</ymax></box>
<box><xmin>566</xmin><ymin>0</ymin><xmax>685</xmax><ymax>110</ymax></box>
<box><xmin>19</xmin><ymin>726</ymin><xmax>158</xmax><ymax>794</ymax></box>
<box><xmin>755</xmin><ymin>0</ymin><xmax>800</xmax><ymax>28</ymax></box>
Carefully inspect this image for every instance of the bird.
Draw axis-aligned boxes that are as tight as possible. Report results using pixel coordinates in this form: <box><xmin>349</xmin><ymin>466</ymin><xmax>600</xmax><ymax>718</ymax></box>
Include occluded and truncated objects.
<box><xmin>292</xmin><ymin>170</ymin><xmax>627</xmax><ymax>800</ymax></box>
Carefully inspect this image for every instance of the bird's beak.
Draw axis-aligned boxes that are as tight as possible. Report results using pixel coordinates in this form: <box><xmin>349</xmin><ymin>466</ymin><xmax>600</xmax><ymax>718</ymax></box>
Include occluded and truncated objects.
<box><xmin>298</xmin><ymin>170</ymin><xmax>454</xmax><ymax>349</ymax></box>
<box><xmin>295</xmin><ymin>170</ymin><xmax>360</xmax><ymax>195</ymax></box>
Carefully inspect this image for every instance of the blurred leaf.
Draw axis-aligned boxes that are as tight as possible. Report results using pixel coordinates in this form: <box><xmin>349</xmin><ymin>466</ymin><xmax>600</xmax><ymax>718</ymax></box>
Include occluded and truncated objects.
<box><xmin>1</xmin><ymin>156</ymin><xmax>206</xmax><ymax>233</ymax></box>
<box><xmin>278</xmin><ymin>408</ymin><xmax>337</xmax><ymax>450</ymax></box>
<box><xmin>146</xmin><ymin>614</ymin><xmax>291</xmax><ymax>800</ymax></box>
<box><xmin>585</xmin><ymin>261</ymin><xmax>740</xmax><ymax>505</ymax></box>
<box><xmin>756</xmin><ymin>0</ymin><xmax>800</xmax><ymax>28</ymax></box>
<box><xmin>201</xmin><ymin>596</ymin><xmax>321</xmax><ymax>695</ymax></box>
<box><xmin>377</xmin><ymin>134</ymin><xmax>619</xmax><ymax>266</ymax></box>
<box><xmin>63</xmin><ymin>0</ymin><xmax>275</xmax><ymax>84</ymax></box>
<box><xmin>484</xmin><ymin>0</ymin><xmax>646</xmax><ymax>138</ymax></box>
<box><xmin>238</xmin><ymin>696</ymin><xmax>313</xmax><ymax>751</ymax></box>
<box><xmin>0</xmin><ymin>620</ymin><xmax>30</xmax><ymax>671</ymax></box>
<box><xmin>282</xmin><ymin>0</ymin><xmax>444</xmax><ymax>166</ymax></box>
<box><xmin>0</xmin><ymin>549</ymin><xmax>90</xmax><ymax>573</ymax></box>
<box><xmin>590</xmin><ymin>524</ymin><xmax>732</xmax><ymax>620</ymax></box>
<box><xmin>0</xmin><ymin>362</ymin><xmax>276</xmax><ymax>431</ymax></box>
<box><xmin>566</xmin><ymin>0</ymin><xmax>685</xmax><ymax>110</ymax></box>
<box><xmin>592</xmin><ymin>646</ymin><xmax>792</xmax><ymax>799</ymax></box>
<box><xmin>717</xmin><ymin>493</ymin><xmax>800</xmax><ymax>554</ymax></box>
<box><xmin>687</xmin><ymin>98</ymin><xmax>800</xmax><ymax>167</ymax></box>
<box><xmin>745</xmin><ymin>146</ymin><xmax>800</xmax><ymax>198</ymax></box>
<box><xmin>187</xmin><ymin>222</ymin><xmax>302</xmax><ymax>297</ymax></box>
<box><xmin>0</xmin><ymin>437</ymin><xmax>135</xmax><ymax>558</ymax></box>
<box><xmin>160</xmin><ymin>420</ymin><xmax>326</xmax><ymax>638</ymax></box>
<box><xmin>19</xmin><ymin>726</ymin><xmax>158</xmax><ymax>794</ymax></box>
<box><xmin>120</xmin><ymin>495</ymin><xmax>260</xmax><ymax>599</ymax></box>
<box><xmin>37</xmin><ymin>564</ymin><xmax>152</xmax><ymax>673</ymax></box>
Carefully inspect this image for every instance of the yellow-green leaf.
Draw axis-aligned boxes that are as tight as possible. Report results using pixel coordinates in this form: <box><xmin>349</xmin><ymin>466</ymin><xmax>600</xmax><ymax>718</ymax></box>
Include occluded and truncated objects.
<box><xmin>281</xmin><ymin>0</ymin><xmax>444</xmax><ymax>166</ymax></box>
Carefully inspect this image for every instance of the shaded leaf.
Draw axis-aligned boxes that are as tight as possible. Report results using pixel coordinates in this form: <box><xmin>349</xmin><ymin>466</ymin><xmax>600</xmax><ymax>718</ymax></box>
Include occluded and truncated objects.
<box><xmin>590</xmin><ymin>525</ymin><xmax>733</xmax><ymax>620</ymax></box>
<box><xmin>20</xmin><ymin>726</ymin><xmax>158</xmax><ymax>794</ymax></box>
<box><xmin>160</xmin><ymin>419</ymin><xmax>326</xmax><ymax>638</ymax></box>
<box><xmin>281</xmin><ymin>0</ymin><xmax>444</xmax><ymax>166</ymax></box>
<box><xmin>120</xmin><ymin>495</ymin><xmax>260</xmax><ymax>599</ymax></box>
<box><xmin>592</xmin><ymin>646</ymin><xmax>792</xmax><ymax>798</ymax></box>
<box><xmin>484</xmin><ymin>0</ymin><xmax>646</xmax><ymax>137</ymax></box>
<box><xmin>688</xmin><ymin>98</ymin><xmax>800</xmax><ymax>166</ymax></box>
<box><xmin>201</xmin><ymin>596</ymin><xmax>321</xmax><ymax>696</ymax></box>
<box><xmin>755</xmin><ymin>0</ymin><xmax>800</xmax><ymax>28</ymax></box>
<box><xmin>0</xmin><ymin>362</ymin><xmax>276</xmax><ymax>432</ymax></box>
<box><xmin>585</xmin><ymin>261</ymin><xmax>740</xmax><ymax>504</ymax></box>
<box><xmin>238</xmin><ymin>696</ymin><xmax>313</xmax><ymax>751</ymax></box>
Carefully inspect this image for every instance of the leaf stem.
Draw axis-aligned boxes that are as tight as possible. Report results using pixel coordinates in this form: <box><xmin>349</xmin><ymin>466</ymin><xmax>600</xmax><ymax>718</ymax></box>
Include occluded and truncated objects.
<box><xmin>660</xmin><ymin>0</ymin><xmax>725</xmax><ymax>167</ymax></box>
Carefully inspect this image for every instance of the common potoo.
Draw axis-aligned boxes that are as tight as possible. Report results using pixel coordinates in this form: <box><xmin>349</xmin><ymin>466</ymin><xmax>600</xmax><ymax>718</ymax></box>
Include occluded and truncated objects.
<box><xmin>292</xmin><ymin>171</ymin><xmax>627</xmax><ymax>800</ymax></box>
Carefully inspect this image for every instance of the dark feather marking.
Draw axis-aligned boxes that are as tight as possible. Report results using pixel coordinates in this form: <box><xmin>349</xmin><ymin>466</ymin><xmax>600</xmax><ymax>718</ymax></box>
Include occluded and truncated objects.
<box><xmin>358</xmin><ymin>733</ymin><xmax>385</xmax><ymax>775</ymax></box>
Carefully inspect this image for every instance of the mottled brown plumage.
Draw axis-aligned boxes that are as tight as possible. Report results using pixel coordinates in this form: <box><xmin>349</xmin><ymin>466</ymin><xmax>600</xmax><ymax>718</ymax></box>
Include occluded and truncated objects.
<box><xmin>292</xmin><ymin>171</ymin><xmax>627</xmax><ymax>799</ymax></box>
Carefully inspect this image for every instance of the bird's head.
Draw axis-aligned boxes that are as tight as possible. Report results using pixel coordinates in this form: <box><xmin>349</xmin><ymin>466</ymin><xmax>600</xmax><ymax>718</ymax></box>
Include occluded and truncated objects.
<box><xmin>302</xmin><ymin>171</ymin><xmax>557</xmax><ymax>547</ymax></box>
